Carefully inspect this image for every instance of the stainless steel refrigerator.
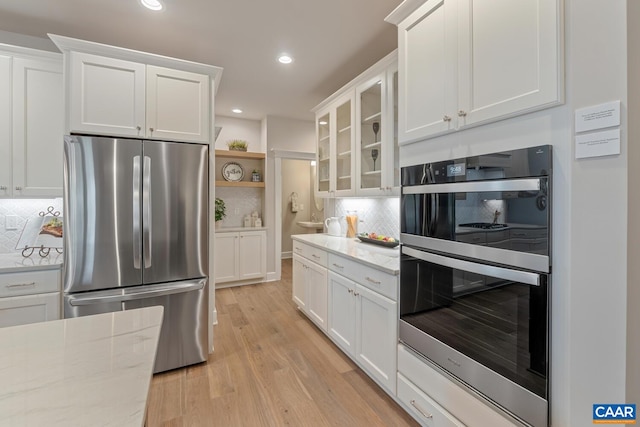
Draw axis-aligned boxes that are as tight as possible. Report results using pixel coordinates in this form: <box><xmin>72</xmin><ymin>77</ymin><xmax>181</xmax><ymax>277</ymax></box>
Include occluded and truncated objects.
<box><xmin>63</xmin><ymin>135</ymin><xmax>209</xmax><ymax>373</ymax></box>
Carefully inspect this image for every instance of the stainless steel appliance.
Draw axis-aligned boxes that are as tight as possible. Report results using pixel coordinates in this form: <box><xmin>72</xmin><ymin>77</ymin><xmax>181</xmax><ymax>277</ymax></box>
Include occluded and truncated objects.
<box><xmin>399</xmin><ymin>145</ymin><xmax>551</xmax><ymax>427</ymax></box>
<box><xmin>63</xmin><ymin>135</ymin><xmax>209</xmax><ymax>373</ymax></box>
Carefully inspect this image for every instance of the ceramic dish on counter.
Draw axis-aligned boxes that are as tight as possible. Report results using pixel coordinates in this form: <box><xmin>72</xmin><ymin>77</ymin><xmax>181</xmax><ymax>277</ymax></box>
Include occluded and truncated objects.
<box><xmin>356</xmin><ymin>233</ymin><xmax>399</xmax><ymax>248</ymax></box>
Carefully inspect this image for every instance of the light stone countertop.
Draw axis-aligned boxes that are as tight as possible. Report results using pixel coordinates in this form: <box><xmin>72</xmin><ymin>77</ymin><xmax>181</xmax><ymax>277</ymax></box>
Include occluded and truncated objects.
<box><xmin>0</xmin><ymin>252</ymin><xmax>63</xmax><ymax>273</ymax></box>
<box><xmin>0</xmin><ymin>306</ymin><xmax>163</xmax><ymax>427</ymax></box>
<box><xmin>292</xmin><ymin>234</ymin><xmax>400</xmax><ymax>275</ymax></box>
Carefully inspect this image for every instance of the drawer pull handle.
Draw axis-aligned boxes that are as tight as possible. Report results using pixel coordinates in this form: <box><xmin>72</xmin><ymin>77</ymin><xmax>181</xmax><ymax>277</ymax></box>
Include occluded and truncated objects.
<box><xmin>347</xmin><ymin>289</ymin><xmax>353</xmax><ymax>294</ymax></box>
<box><xmin>365</xmin><ymin>276</ymin><xmax>381</xmax><ymax>285</ymax></box>
<box><xmin>6</xmin><ymin>282</ymin><xmax>36</xmax><ymax>289</ymax></box>
<box><xmin>353</xmin><ymin>291</ymin><xmax>359</xmax><ymax>296</ymax></box>
<box><xmin>410</xmin><ymin>400</ymin><xmax>433</xmax><ymax>419</ymax></box>
<box><xmin>295</xmin><ymin>247</ymin><xmax>302</xmax><ymax>252</ymax></box>
<box><xmin>312</xmin><ymin>254</ymin><xmax>320</xmax><ymax>259</ymax></box>
<box><xmin>332</xmin><ymin>263</ymin><xmax>344</xmax><ymax>269</ymax></box>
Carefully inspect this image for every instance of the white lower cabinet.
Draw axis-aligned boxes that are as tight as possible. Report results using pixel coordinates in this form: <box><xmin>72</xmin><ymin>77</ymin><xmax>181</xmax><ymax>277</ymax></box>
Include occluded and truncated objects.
<box><xmin>328</xmin><ymin>268</ymin><xmax>397</xmax><ymax>394</ymax></box>
<box><xmin>214</xmin><ymin>230</ymin><xmax>266</xmax><ymax>285</ymax></box>
<box><xmin>0</xmin><ymin>268</ymin><xmax>61</xmax><ymax>328</ymax></box>
<box><xmin>292</xmin><ymin>252</ymin><xmax>328</xmax><ymax>332</ymax></box>
<box><xmin>398</xmin><ymin>344</ymin><xmax>517</xmax><ymax>427</ymax></box>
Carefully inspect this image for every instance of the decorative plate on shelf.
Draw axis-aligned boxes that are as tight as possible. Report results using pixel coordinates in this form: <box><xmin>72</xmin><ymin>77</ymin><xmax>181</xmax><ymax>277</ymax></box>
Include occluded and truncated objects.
<box><xmin>222</xmin><ymin>162</ymin><xmax>244</xmax><ymax>182</ymax></box>
<box><xmin>356</xmin><ymin>233</ymin><xmax>400</xmax><ymax>248</ymax></box>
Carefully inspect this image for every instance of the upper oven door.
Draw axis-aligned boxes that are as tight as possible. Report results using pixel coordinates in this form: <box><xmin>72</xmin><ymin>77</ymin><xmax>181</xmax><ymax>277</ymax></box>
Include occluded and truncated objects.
<box><xmin>401</xmin><ymin>176</ymin><xmax>550</xmax><ymax>272</ymax></box>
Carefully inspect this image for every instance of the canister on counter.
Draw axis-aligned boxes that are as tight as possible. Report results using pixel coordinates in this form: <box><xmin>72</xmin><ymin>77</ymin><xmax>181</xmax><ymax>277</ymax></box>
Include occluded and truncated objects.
<box><xmin>346</xmin><ymin>210</ymin><xmax>358</xmax><ymax>238</ymax></box>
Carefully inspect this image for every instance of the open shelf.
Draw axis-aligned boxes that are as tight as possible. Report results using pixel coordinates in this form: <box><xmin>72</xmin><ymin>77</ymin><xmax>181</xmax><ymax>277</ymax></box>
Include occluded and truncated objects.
<box><xmin>215</xmin><ymin>150</ymin><xmax>265</xmax><ymax>160</ymax></box>
<box><xmin>215</xmin><ymin>180</ymin><xmax>265</xmax><ymax>188</ymax></box>
<box><xmin>362</xmin><ymin>141</ymin><xmax>382</xmax><ymax>150</ymax></box>
<box><xmin>362</xmin><ymin>112</ymin><xmax>382</xmax><ymax>123</ymax></box>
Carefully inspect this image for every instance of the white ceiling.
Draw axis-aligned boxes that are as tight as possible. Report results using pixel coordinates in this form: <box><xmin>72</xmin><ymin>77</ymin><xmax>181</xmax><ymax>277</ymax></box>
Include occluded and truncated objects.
<box><xmin>0</xmin><ymin>0</ymin><xmax>402</xmax><ymax>122</ymax></box>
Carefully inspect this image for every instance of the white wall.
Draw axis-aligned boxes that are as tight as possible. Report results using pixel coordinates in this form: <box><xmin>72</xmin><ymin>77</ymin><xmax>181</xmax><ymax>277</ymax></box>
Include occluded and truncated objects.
<box><xmin>214</xmin><ymin>115</ymin><xmax>262</xmax><ymax>152</ymax></box>
<box><xmin>264</xmin><ymin>115</ymin><xmax>315</xmax><ymax>276</ymax></box>
<box><xmin>400</xmin><ymin>1</ymin><xmax>629</xmax><ymax>424</ymax></box>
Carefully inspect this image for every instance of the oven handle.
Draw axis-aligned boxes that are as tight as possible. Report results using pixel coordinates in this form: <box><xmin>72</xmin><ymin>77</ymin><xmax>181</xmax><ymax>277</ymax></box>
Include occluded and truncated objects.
<box><xmin>402</xmin><ymin>178</ymin><xmax>541</xmax><ymax>195</ymax></box>
<box><xmin>402</xmin><ymin>246</ymin><xmax>541</xmax><ymax>286</ymax></box>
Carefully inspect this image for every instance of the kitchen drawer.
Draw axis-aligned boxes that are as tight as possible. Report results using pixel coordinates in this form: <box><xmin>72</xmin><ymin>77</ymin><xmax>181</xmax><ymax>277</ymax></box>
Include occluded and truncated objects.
<box><xmin>328</xmin><ymin>253</ymin><xmax>397</xmax><ymax>301</ymax></box>
<box><xmin>292</xmin><ymin>241</ymin><xmax>327</xmax><ymax>267</ymax></box>
<box><xmin>0</xmin><ymin>270</ymin><xmax>60</xmax><ymax>298</ymax></box>
<box><xmin>397</xmin><ymin>373</ymin><xmax>464</xmax><ymax>427</ymax></box>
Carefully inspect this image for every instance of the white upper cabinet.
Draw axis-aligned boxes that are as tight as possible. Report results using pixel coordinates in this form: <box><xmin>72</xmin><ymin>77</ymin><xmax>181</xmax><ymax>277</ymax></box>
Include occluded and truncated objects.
<box><xmin>51</xmin><ymin>34</ymin><xmax>222</xmax><ymax>144</ymax></box>
<box><xmin>0</xmin><ymin>47</ymin><xmax>63</xmax><ymax>198</ymax></box>
<box><xmin>69</xmin><ymin>52</ymin><xmax>145</xmax><ymax>138</ymax></box>
<box><xmin>69</xmin><ymin>53</ymin><xmax>209</xmax><ymax>142</ymax></box>
<box><xmin>313</xmin><ymin>51</ymin><xmax>398</xmax><ymax>198</ymax></box>
<box><xmin>146</xmin><ymin>65</ymin><xmax>209</xmax><ymax>142</ymax></box>
<box><xmin>390</xmin><ymin>0</ymin><xmax>563</xmax><ymax>144</ymax></box>
<box><xmin>0</xmin><ymin>54</ymin><xmax>10</xmax><ymax>196</ymax></box>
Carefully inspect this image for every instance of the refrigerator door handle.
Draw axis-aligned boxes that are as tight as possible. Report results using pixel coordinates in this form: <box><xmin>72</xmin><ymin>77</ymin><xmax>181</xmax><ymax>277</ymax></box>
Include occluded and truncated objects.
<box><xmin>133</xmin><ymin>156</ymin><xmax>142</xmax><ymax>269</ymax></box>
<box><xmin>143</xmin><ymin>155</ymin><xmax>152</xmax><ymax>268</ymax></box>
<box><xmin>67</xmin><ymin>280</ymin><xmax>206</xmax><ymax>306</ymax></box>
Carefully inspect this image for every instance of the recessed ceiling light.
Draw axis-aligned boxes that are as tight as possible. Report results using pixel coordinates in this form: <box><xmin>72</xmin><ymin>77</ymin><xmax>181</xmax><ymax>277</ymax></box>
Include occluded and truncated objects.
<box><xmin>278</xmin><ymin>54</ymin><xmax>293</xmax><ymax>64</ymax></box>
<box><xmin>140</xmin><ymin>0</ymin><xmax>163</xmax><ymax>10</ymax></box>
<box><xmin>232</xmin><ymin>108</ymin><xmax>243</xmax><ymax>114</ymax></box>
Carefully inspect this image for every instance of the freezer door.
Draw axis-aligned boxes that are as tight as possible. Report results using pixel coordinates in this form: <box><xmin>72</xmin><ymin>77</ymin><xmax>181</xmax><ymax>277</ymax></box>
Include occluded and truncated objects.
<box><xmin>142</xmin><ymin>140</ymin><xmax>208</xmax><ymax>284</ymax></box>
<box><xmin>64</xmin><ymin>135</ymin><xmax>143</xmax><ymax>293</ymax></box>
<box><xmin>64</xmin><ymin>279</ymin><xmax>208</xmax><ymax>373</ymax></box>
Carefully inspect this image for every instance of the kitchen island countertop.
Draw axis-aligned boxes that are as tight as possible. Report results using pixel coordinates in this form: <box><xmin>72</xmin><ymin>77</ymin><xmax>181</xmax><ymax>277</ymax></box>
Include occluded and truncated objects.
<box><xmin>0</xmin><ymin>306</ymin><xmax>163</xmax><ymax>427</ymax></box>
<box><xmin>292</xmin><ymin>234</ymin><xmax>399</xmax><ymax>275</ymax></box>
<box><xmin>0</xmin><ymin>252</ymin><xmax>63</xmax><ymax>273</ymax></box>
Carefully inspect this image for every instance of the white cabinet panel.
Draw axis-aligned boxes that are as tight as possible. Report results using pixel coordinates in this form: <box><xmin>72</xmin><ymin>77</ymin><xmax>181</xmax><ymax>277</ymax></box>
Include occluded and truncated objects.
<box><xmin>215</xmin><ymin>230</ymin><xmax>266</xmax><ymax>285</ymax></box>
<box><xmin>292</xmin><ymin>254</ymin><xmax>306</xmax><ymax>311</ymax></box>
<box><xmin>306</xmin><ymin>261</ymin><xmax>328</xmax><ymax>331</ymax></box>
<box><xmin>397</xmin><ymin>373</ymin><xmax>464</xmax><ymax>427</ymax></box>
<box><xmin>328</xmin><ymin>271</ymin><xmax>356</xmax><ymax>356</ymax></box>
<box><xmin>12</xmin><ymin>57</ymin><xmax>63</xmax><ymax>196</ymax></box>
<box><xmin>0</xmin><ymin>269</ymin><xmax>60</xmax><ymax>298</ymax></box>
<box><xmin>69</xmin><ymin>51</ymin><xmax>145</xmax><ymax>137</ymax></box>
<box><xmin>0</xmin><ymin>292</ymin><xmax>60</xmax><ymax>328</ymax></box>
<box><xmin>0</xmin><ymin>54</ymin><xmax>10</xmax><ymax>196</ymax></box>
<box><xmin>146</xmin><ymin>65</ymin><xmax>209</xmax><ymax>143</ymax></box>
<box><xmin>214</xmin><ymin>233</ymin><xmax>239</xmax><ymax>283</ymax></box>
<box><xmin>238</xmin><ymin>231</ymin><xmax>267</xmax><ymax>280</ymax></box>
<box><xmin>356</xmin><ymin>283</ymin><xmax>397</xmax><ymax>393</ymax></box>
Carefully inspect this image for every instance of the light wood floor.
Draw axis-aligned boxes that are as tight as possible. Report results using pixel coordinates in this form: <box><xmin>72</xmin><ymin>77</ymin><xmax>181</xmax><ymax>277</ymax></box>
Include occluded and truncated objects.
<box><xmin>146</xmin><ymin>259</ymin><xmax>418</xmax><ymax>427</ymax></box>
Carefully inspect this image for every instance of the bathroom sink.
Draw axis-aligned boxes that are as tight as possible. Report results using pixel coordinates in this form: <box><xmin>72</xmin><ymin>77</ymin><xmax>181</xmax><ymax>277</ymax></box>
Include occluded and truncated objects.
<box><xmin>297</xmin><ymin>221</ymin><xmax>324</xmax><ymax>229</ymax></box>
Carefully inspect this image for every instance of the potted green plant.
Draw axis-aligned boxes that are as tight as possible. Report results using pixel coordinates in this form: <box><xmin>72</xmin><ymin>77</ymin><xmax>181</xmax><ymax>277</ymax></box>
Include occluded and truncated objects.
<box><xmin>227</xmin><ymin>139</ymin><xmax>248</xmax><ymax>151</ymax></box>
<box><xmin>215</xmin><ymin>198</ymin><xmax>226</xmax><ymax>228</ymax></box>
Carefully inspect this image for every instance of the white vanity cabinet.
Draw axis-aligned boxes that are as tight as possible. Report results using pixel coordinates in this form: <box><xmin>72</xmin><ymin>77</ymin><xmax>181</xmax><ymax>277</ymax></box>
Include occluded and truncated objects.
<box><xmin>388</xmin><ymin>0</ymin><xmax>563</xmax><ymax>144</ymax></box>
<box><xmin>67</xmin><ymin>51</ymin><xmax>210</xmax><ymax>143</ymax></box>
<box><xmin>0</xmin><ymin>269</ymin><xmax>61</xmax><ymax>328</ymax></box>
<box><xmin>313</xmin><ymin>51</ymin><xmax>398</xmax><ymax>199</ymax></box>
<box><xmin>0</xmin><ymin>46</ymin><xmax>63</xmax><ymax>197</ymax></box>
<box><xmin>214</xmin><ymin>230</ymin><xmax>267</xmax><ymax>286</ymax></box>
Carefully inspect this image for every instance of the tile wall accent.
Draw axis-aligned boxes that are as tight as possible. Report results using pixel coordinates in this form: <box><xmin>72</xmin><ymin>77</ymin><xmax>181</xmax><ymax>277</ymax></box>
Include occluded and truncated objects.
<box><xmin>215</xmin><ymin>188</ymin><xmax>262</xmax><ymax>228</ymax></box>
<box><xmin>0</xmin><ymin>199</ymin><xmax>63</xmax><ymax>254</ymax></box>
<box><xmin>334</xmin><ymin>197</ymin><xmax>400</xmax><ymax>238</ymax></box>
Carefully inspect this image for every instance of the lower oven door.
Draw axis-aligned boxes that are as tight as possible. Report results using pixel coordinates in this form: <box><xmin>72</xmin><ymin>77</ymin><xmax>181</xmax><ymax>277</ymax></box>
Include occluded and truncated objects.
<box><xmin>400</xmin><ymin>245</ymin><xmax>549</xmax><ymax>427</ymax></box>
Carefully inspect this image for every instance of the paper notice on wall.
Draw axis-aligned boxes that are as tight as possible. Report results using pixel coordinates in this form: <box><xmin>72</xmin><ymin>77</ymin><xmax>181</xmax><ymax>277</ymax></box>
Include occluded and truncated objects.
<box><xmin>575</xmin><ymin>128</ymin><xmax>620</xmax><ymax>159</ymax></box>
<box><xmin>575</xmin><ymin>101</ymin><xmax>620</xmax><ymax>133</ymax></box>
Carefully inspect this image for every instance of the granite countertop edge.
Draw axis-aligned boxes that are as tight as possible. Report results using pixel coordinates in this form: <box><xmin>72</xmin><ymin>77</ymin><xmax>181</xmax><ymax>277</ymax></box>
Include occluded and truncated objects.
<box><xmin>292</xmin><ymin>234</ymin><xmax>399</xmax><ymax>275</ymax></box>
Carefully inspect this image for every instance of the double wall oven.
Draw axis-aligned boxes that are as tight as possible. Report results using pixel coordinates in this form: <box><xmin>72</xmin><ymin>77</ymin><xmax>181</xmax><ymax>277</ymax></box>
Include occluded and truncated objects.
<box><xmin>400</xmin><ymin>145</ymin><xmax>551</xmax><ymax>427</ymax></box>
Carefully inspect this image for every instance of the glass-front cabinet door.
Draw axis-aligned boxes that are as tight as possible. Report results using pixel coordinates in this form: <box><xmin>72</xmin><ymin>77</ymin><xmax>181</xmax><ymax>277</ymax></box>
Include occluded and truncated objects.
<box><xmin>316</xmin><ymin>111</ymin><xmax>331</xmax><ymax>196</ymax></box>
<box><xmin>334</xmin><ymin>94</ymin><xmax>354</xmax><ymax>196</ymax></box>
<box><xmin>356</xmin><ymin>65</ymin><xmax>399</xmax><ymax>196</ymax></box>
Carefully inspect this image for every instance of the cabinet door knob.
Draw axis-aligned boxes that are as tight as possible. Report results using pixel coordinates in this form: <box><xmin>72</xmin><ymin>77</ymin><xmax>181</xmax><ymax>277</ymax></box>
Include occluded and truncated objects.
<box><xmin>0</xmin><ymin>185</ymin><xmax>7</xmax><ymax>190</ymax></box>
<box><xmin>149</xmin><ymin>127</ymin><xmax>154</xmax><ymax>134</ymax></box>
<box><xmin>136</xmin><ymin>126</ymin><xmax>141</xmax><ymax>131</ymax></box>
<box><xmin>458</xmin><ymin>110</ymin><xmax>467</xmax><ymax>117</ymax></box>
<box><xmin>15</xmin><ymin>186</ymin><xmax>22</xmax><ymax>191</ymax></box>
<box><xmin>443</xmin><ymin>115</ymin><xmax>452</xmax><ymax>122</ymax></box>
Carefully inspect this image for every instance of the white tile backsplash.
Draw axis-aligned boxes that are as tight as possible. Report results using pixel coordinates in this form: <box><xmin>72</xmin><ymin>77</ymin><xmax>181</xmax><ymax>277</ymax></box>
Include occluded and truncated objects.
<box><xmin>334</xmin><ymin>197</ymin><xmax>399</xmax><ymax>238</ymax></box>
<box><xmin>215</xmin><ymin>188</ymin><xmax>262</xmax><ymax>228</ymax></box>
<box><xmin>0</xmin><ymin>199</ymin><xmax>63</xmax><ymax>254</ymax></box>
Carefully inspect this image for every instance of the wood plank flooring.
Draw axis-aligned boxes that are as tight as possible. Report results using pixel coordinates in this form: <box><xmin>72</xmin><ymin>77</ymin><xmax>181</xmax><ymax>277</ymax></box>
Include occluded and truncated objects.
<box><xmin>146</xmin><ymin>259</ymin><xmax>418</xmax><ymax>427</ymax></box>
